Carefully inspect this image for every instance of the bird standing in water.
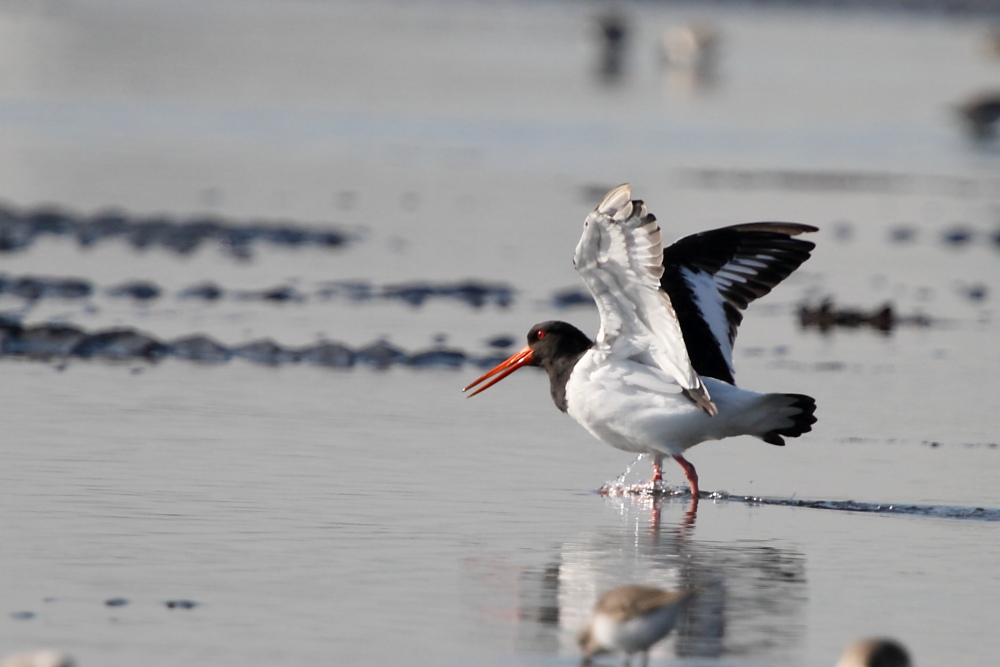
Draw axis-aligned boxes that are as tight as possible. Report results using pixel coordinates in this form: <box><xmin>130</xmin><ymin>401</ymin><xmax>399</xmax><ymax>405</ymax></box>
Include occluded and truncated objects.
<box><xmin>465</xmin><ymin>184</ymin><xmax>817</xmax><ymax>499</ymax></box>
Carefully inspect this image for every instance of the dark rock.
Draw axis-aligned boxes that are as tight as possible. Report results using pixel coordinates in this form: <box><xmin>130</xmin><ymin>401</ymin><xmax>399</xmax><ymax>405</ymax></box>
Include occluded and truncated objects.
<box><xmin>406</xmin><ymin>348</ymin><xmax>466</xmax><ymax>368</ymax></box>
<box><xmin>0</xmin><ymin>312</ymin><xmax>23</xmax><ymax>334</ymax></box>
<box><xmin>77</xmin><ymin>212</ymin><xmax>128</xmax><ymax>245</ymax></box>
<box><xmin>27</xmin><ymin>207</ymin><xmax>75</xmax><ymax>235</ymax></box>
<box><xmin>232</xmin><ymin>339</ymin><xmax>297</xmax><ymax>365</ymax></box>
<box><xmin>0</xmin><ymin>211</ymin><xmax>35</xmax><ymax>252</ymax></box>
<box><xmin>10</xmin><ymin>611</ymin><xmax>35</xmax><ymax>620</ymax></box>
<box><xmin>552</xmin><ymin>288</ymin><xmax>594</xmax><ymax>308</ymax></box>
<box><xmin>315</xmin><ymin>230</ymin><xmax>349</xmax><ymax>248</ymax></box>
<box><xmin>0</xmin><ymin>201</ymin><xmax>353</xmax><ymax>256</ymax></box>
<box><xmin>297</xmin><ymin>341</ymin><xmax>356</xmax><ymax>368</ymax></box>
<box><xmin>356</xmin><ymin>340</ymin><xmax>407</xmax><ymax>369</ymax></box>
<box><xmin>257</xmin><ymin>285</ymin><xmax>303</xmax><ymax>303</ymax></box>
<box><xmin>50</xmin><ymin>279</ymin><xmax>91</xmax><ymax>299</ymax></box>
<box><xmin>165</xmin><ymin>600</ymin><xmax>198</xmax><ymax>610</ymax></box>
<box><xmin>71</xmin><ymin>329</ymin><xmax>169</xmax><ymax>361</ymax></box>
<box><xmin>0</xmin><ymin>276</ymin><xmax>92</xmax><ymax>301</ymax></box>
<box><xmin>486</xmin><ymin>335</ymin><xmax>515</xmax><ymax>349</ymax></box>
<box><xmin>382</xmin><ymin>282</ymin><xmax>433</xmax><ymax>306</ymax></box>
<box><xmin>964</xmin><ymin>283</ymin><xmax>989</xmax><ymax>302</ymax></box>
<box><xmin>156</xmin><ymin>225</ymin><xmax>206</xmax><ymax>255</ymax></box>
<box><xmin>942</xmin><ymin>226</ymin><xmax>975</xmax><ymax>246</ymax></box>
<box><xmin>798</xmin><ymin>299</ymin><xmax>931</xmax><ymax>334</ymax></box>
<box><xmin>315</xmin><ymin>281</ymin><xmax>373</xmax><ymax>301</ymax></box>
<box><xmin>381</xmin><ymin>281</ymin><xmax>514</xmax><ymax>308</ymax></box>
<box><xmin>107</xmin><ymin>281</ymin><xmax>161</xmax><ymax>300</ymax></box>
<box><xmin>168</xmin><ymin>335</ymin><xmax>232</xmax><ymax>363</ymax></box>
<box><xmin>127</xmin><ymin>218</ymin><xmax>174</xmax><ymax>250</ymax></box>
<box><xmin>178</xmin><ymin>282</ymin><xmax>224</xmax><ymax>301</ymax></box>
<box><xmin>6</xmin><ymin>277</ymin><xmax>47</xmax><ymax>300</ymax></box>
<box><xmin>105</xmin><ymin>598</ymin><xmax>129</xmax><ymax>607</ymax></box>
<box><xmin>3</xmin><ymin>323</ymin><xmax>87</xmax><ymax>357</ymax></box>
<box><xmin>888</xmin><ymin>225</ymin><xmax>917</xmax><ymax>243</ymax></box>
<box><xmin>445</xmin><ymin>281</ymin><xmax>514</xmax><ymax>308</ymax></box>
<box><xmin>261</xmin><ymin>225</ymin><xmax>310</xmax><ymax>246</ymax></box>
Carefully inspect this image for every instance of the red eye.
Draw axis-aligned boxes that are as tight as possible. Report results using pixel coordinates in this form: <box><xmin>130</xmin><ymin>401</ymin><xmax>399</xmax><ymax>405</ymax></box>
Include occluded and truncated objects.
<box><xmin>536</xmin><ymin>330</ymin><xmax>546</xmax><ymax>339</ymax></box>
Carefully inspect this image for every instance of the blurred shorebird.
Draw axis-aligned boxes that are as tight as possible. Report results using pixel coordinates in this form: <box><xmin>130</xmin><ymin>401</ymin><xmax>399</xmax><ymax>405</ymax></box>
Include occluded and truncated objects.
<box><xmin>836</xmin><ymin>638</ymin><xmax>912</xmax><ymax>667</ymax></box>
<box><xmin>578</xmin><ymin>585</ymin><xmax>695</xmax><ymax>666</ymax></box>
<box><xmin>957</xmin><ymin>92</ymin><xmax>1000</xmax><ymax>140</ymax></box>
<box><xmin>659</xmin><ymin>23</ymin><xmax>719</xmax><ymax>75</ymax></box>
<box><xmin>0</xmin><ymin>651</ymin><xmax>74</xmax><ymax>667</ymax></box>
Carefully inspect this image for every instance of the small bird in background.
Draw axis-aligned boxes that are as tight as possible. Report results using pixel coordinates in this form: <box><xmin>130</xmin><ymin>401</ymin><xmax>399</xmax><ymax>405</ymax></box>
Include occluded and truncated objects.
<box><xmin>956</xmin><ymin>92</ymin><xmax>1000</xmax><ymax>141</ymax></box>
<box><xmin>659</xmin><ymin>23</ymin><xmax>719</xmax><ymax>76</ymax></box>
<box><xmin>578</xmin><ymin>584</ymin><xmax>696</xmax><ymax>666</ymax></box>
<box><xmin>836</xmin><ymin>637</ymin><xmax>912</xmax><ymax>667</ymax></box>
<box><xmin>0</xmin><ymin>651</ymin><xmax>75</xmax><ymax>667</ymax></box>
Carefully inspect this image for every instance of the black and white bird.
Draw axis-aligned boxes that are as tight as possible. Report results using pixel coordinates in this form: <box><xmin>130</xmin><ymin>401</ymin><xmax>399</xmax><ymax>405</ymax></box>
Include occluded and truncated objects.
<box><xmin>465</xmin><ymin>184</ymin><xmax>817</xmax><ymax>498</ymax></box>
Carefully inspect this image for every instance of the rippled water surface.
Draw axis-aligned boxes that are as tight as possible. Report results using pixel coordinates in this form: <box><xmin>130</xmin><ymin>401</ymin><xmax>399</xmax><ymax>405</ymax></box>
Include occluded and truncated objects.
<box><xmin>1</xmin><ymin>1</ymin><xmax>999</xmax><ymax>665</ymax></box>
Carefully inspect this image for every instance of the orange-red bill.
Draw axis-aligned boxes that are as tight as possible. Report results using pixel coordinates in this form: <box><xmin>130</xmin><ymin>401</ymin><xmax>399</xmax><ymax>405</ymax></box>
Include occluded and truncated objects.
<box><xmin>463</xmin><ymin>345</ymin><xmax>534</xmax><ymax>397</ymax></box>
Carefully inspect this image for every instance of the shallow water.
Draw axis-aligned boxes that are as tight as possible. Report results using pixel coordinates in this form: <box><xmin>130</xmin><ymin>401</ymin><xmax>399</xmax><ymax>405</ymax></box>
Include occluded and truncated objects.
<box><xmin>1</xmin><ymin>1</ymin><xmax>999</xmax><ymax>666</ymax></box>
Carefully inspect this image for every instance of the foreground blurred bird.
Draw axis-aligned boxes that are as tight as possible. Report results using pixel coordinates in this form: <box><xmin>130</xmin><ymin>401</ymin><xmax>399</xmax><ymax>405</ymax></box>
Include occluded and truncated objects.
<box><xmin>578</xmin><ymin>584</ymin><xmax>695</xmax><ymax>666</ymax></box>
<box><xmin>836</xmin><ymin>638</ymin><xmax>912</xmax><ymax>667</ymax></box>
<box><xmin>465</xmin><ymin>184</ymin><xmax>817</xmax><ymax>497</ymax></box>
<box><xmin>0</xmin><ymin>651</ymin><xmax>74</xmax><ymax>667</ymax></box>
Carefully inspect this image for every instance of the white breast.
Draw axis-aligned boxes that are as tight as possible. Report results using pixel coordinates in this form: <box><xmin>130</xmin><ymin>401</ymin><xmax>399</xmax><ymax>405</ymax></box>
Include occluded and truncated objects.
<box><xmin>565</xmin><ymin>352</ymin><xmax>757</xmax><ymax>456</ymax></box>
<box><xmin>590</xmin><ymin>605</ymin><xmax>684</xmax><ymax>654</ymax></box>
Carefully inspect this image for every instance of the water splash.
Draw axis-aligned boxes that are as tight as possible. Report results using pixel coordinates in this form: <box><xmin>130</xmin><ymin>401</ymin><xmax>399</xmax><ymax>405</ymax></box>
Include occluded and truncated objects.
<box><xmin>592</xmin><ymin>465</ymin><xmax>1000</xmax><ymax>521</ymax></box>
<box><xmin>597</xmin><ymin>455</ymin><xmax>692</xmax><ymax>498</ymax></box>
<box><xmin>600</xmin><ymin>485</ymin><xmax>1000</xmax><ymax>521</ymax></box>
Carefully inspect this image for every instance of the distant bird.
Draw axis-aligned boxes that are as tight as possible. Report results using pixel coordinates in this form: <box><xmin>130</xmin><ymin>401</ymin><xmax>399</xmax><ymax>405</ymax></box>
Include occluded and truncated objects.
<box><xmin>0</xmin><ymin>651</ymin><xmax>74</xmax><ymax>667</ymax></box>
<box><xmin>979</xmin><ymin>23</ymin><xmax>1000</xmax><ymax>59</ymax></box>
<box><xmin>578</xmin><ymin>585</ymin><xmax>695</xmax><ymax>666</ymax></box>
<box><xmin>593</xmin><ymin>9</ymin><xmax>630</xmax><ymax>82</ymax></box>
<box><xmin>659</xmin><ymin>23</ymin><xmax>719</xmax><ymax>74</ymax></box>
<box><xmin>957</xmin><ymin>93</ymin><xmax>1000</xmax><ymax>140</ymax></box>
<box><xmin>836</xmin><ymin>637</ymin><xmax>912</xmax><ymax>667</ymax></box>
<box><xmin>464</xmin><ymin>184</ymin><xmax>817</xmax><ymax>498</ymax></box>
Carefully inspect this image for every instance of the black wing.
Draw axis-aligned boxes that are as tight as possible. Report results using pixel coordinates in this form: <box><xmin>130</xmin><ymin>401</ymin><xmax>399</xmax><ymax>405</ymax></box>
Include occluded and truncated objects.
<box><xmin>660</xmin><ymin>222</ymin><xmax>818</xmax><ymax>383</ymax></box>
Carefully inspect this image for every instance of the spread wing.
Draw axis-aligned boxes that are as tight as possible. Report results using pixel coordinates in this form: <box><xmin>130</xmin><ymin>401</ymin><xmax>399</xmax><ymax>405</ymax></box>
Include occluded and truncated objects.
<box><xmin>573</xmin><ymin>184</ymin><xmax>716</xmax><ymax>415</ymax></box>
<box><xmin>661</xmin><ymin>222</ymin><xmax>818</xmax><ymax>384</ymax></box>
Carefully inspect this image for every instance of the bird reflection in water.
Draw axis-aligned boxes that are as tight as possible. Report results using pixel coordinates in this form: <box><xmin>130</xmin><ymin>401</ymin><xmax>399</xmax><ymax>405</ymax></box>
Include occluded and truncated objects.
<box><xmin>483</xmin><ymin>496</ymin><xmax>807</xmax><ymax>662</ymax></box>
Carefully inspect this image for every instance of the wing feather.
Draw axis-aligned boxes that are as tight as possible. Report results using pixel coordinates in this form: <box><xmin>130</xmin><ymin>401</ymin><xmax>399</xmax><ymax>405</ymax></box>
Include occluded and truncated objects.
<box><xmin>574</xmin><ymin>185</ymin><xmax>817</xmax><ymax>405</ymax></box>
<box><xmin>574</xmin><ymin>184</ymin><xmax>716</xmax><ymax>415</ymax></box>
<box><xmin>661</xmin><ymin>222</ymin><xmax>818</xmax><ymax>383</ymax></box>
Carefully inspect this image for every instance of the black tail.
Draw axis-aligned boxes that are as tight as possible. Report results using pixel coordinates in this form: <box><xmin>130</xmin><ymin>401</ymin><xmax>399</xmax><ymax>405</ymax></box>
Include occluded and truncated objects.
<box><xmin>761</xmin><ymin>394</ymin><xmax>817</xmax><ymax>446</ymax></box>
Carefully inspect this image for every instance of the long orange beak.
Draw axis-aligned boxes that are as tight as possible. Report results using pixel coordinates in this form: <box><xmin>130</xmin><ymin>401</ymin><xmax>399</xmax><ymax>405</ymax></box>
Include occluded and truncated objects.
<box><xmin>463</xmin><ymin>345</ymin><xmax>535</xmax><ymax>397</ymax></box>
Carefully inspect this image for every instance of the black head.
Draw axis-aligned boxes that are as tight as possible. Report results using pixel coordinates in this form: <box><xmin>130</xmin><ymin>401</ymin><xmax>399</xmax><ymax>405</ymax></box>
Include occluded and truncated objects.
<box><xmin>525</xmin><ymin>321</ymin><xmax>594</xmax><ymax>366</ymax></box>
<box><xmin>525</xmin><ymin>321</ymin><xmax>593</xmax><ymax>412</ymax></box>
<box><xmin>463</xmin><ymin>320</ymin><xmax>593</xmax><ymax>412</ymax></box>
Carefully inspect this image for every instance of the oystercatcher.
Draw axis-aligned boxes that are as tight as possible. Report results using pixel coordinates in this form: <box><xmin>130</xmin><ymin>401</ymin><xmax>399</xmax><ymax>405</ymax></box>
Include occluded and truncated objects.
<box><xmin>464</xmin><ymin>184</ymin><xmax>817</xmax><ymax>498</ymax></box>
<box><xmin>578</xmin><ymin>584</ymin><xmax>695</xmax><ymax>666</ymax></box>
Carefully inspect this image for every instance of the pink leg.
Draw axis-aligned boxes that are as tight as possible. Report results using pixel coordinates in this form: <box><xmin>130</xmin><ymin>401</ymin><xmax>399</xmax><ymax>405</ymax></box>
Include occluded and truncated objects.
<box><xmin>651</xmin><ymin>457</ymin><xmax>663</xmax><ymax>483</ymax></box>
<box><xmin>672</xmin><ymin>455</ymin><xmax>700</xmax><ymax>499</ymax></box>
